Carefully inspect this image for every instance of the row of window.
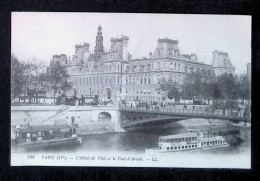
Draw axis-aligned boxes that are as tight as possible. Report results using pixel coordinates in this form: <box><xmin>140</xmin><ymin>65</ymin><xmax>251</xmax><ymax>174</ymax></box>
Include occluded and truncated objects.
<box><xmin>76</xmin><ymin>87</ymin><xmax>100</xmax><ymax>95</ymax></box>
<box><xmin>125</xmin><ymin>95</ymin><xmax>155</xmax><ymax>100</ymax></box>
<box><xmin>160</xmin><ymin>137</ymin><xmax>197</xmax><ymax>143</ymax></box>
<box><xmin>201</xmin><ymin>140</ymin><xmax>226</xmax><ymax>146</ymax></box>
<box><xmin>26</xmin><ymin>132</ymin><xmax>43</xmax><ymax>137</ymax></box>
<box><xmin>126</xmin><ymin>65</ymin><xmax>151</xmax><ymax>72</ymax></box>
<box><xmin>126</xmin><ymin>78</ymin><xmax>151</xmax><ymax>85</ymax></box>
<box><xmin>157</xmin><ymin>49</ymin><xmax>179</xmax><ymax>58</ymax></box>
<box><xmin>72</xmin><ymin>76</ymin><xmax>121</xmax><ymax>86</ymax></box>
<box><xmin>125</xmin><ymin>62</ymin><xmax>212</xmax><ymax>73</ymax></box>
<box><xmin>125</xmin><ymin>90</ymin><xmax>151</xmax><ymax>94</ymax></box>
<box><xmin>163</xmin><ymin>144</ymin><xmax>198</xmax><ymax>151</ymax></box>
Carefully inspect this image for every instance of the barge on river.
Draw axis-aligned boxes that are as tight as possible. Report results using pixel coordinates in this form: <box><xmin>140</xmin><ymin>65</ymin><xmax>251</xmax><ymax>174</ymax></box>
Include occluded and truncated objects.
<box><xmin>12</xmin><ymin>124</ymin><xmax>82</xmax><ymax>151</ymax></box>
<box><xmin>145</xmin><ymin>130</ymin><xmax>230</xmax><ymax>153</ymax></box>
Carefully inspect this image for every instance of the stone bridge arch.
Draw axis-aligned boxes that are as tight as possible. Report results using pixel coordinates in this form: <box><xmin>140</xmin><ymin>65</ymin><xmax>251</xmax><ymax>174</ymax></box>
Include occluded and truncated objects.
<box><xmin>98</xmin><ymin>112</ymin><xmax>112</xmax><ymax>122</ymax></box>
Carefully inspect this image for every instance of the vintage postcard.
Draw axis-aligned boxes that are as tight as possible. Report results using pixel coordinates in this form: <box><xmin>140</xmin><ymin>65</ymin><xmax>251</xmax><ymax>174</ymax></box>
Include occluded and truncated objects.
<box><xmin>11</xmin><ymin>12</ymin><xmax>251</xmax><ymax>168</ymax></box>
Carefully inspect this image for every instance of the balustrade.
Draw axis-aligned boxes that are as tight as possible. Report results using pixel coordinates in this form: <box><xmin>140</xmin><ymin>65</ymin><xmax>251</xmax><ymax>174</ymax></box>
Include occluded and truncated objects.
<box><xmin>119</xmin><ymin>105</ymin><xmax>246</xmax><ymax>119</ymax></box>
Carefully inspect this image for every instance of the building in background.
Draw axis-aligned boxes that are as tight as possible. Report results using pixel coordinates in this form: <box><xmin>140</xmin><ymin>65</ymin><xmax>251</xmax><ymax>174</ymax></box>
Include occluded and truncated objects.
<box><xmin>212</xmin><ymin>50</ymin><xmax>235</xmax><ymax>77</ymax></box>
<box><xmin>50</xmin><ymin>26</ymin><xmax>236</xmax><ymax>102</ymax></box>
<box><xmin>246</xmin><ymin>62</ymin><xmax>251</xmax><ymax>81</ymax></box>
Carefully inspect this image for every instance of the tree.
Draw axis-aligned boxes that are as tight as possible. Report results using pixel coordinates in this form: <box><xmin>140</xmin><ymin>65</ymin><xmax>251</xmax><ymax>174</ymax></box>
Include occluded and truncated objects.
<box><xmin>22</xmin><ymin>56</ymin><xmax>47</xmax><ymax>103</ymax></box>
<box><xmin>47</xmin><ymin>62</ymin><xmax>72</xmax><ymax>103</ymax></box>
<box><xmin>11</xmin><ymin>54</ymin><xmax>25</xmax><ymax>102</ymax></box>
<box><xmin>159</xmin><ymin>78</ymin><xmax>180</xmax><ymax>100</ymax></box>
<box><xmin>217</xmin><ymin>73</ymin><xmax>238</xmax><ymax>99</ymax></box>
<box><xmin>214</xmin><ymin>73</ymin><xmax>240</xmax><ymax>109</ymax></box>
<box><xmin>182</xmin><ymin>71</ymin><xmax>206</xmax><ymax>100</ymax></box>
<box><xmin>168</xmin><ymin>86</ymin><xmax>181</xmax><ymax>100</ymax></box>
<box><xmin>182</xmin><ymin>74</ymin><xmax>194</xmax><ymax>99</ymax></box>
<box><xmin>239</xmin><ymin>75</ymin><xmax>251</xmax><ymax>103</ymax></box>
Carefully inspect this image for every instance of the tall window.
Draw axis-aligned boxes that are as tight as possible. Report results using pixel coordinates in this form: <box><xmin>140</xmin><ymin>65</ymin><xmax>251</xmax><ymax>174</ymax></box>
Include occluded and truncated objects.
<box><xmin>90</xmin><ymin>77</ymin><xmax>92</xmax><ymax>85</ymax></box>
<box><xmin>100</xmin><ymin>77</ymin><xmax>103</xmax><ymax>85</ymax></box>
<box><xmin>126</xmin><ymin>66</ymin><xmax>129</xmax><ymax>72</ymax></box>
<box><xmin>148</xmin><ymin>64</ymin><xmax>151</xmax><ymax>71</ymax></box>
<box><xmin>140</xmin><ymin>65</ymin><xmax>144</xmax><ymax>72</ymax></box>
<box><xmin>118</xmin><ymin>76</ymin><xmax>120</xmax><ymax>85</ymax></box>
<box><xmin>157</xmin><ymin>75</ymin><xmax>160</xmax><ymax>84</ymax></box>
<box><xmin>157</xmin><ymin>62</ymin><xmax>161</xmax><ymax>69</ymax></box>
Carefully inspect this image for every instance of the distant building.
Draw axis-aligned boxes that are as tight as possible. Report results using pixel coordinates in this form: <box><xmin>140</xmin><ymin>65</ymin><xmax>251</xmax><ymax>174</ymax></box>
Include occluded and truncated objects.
<box><xmin>212</xmin><ymin>50</ymin><xmax>235</xmax><ymax>77</ymax></box>
<box><xmin>244</xmin><ymin>62</ymin><xmax>252</xmax><ymax>82</ymax></box>
<box><xmin>50</xmin><ymin>25</ymin><xmax>236</xmax><ymax>102</ymax></box>
<box><xmin>246</xmin><ymin>63</ymin><xmax>251</xmax><ymax>76</ymax></box>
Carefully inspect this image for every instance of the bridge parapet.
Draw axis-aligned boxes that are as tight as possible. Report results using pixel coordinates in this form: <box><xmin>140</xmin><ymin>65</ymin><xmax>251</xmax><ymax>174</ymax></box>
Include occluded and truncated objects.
<box><xmin>119</xmin><ymin>105</ymin><xmax>251</xmax><ymax>123</ymax></box>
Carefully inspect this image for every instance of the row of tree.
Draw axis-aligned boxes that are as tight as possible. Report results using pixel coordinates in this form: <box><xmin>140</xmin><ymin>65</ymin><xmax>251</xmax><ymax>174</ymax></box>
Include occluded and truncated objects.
<box><xmin>11</xmin><ymin>54</ymin><xmax>72</xmax><ymax>103</ymax></box>
<box><xmin>159</xmin><ymin>71</ymin><xmax>251</xmax><ymax>109</ymax></box>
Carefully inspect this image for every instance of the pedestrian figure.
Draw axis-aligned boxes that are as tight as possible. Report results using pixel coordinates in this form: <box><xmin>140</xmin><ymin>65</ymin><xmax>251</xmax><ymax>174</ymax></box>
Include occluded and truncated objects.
<box><xmin>231</xmin><ymin>109</ymin><xmax>233</xmax><ymax>116</ymax></box>
<box><xmin>193</xmin><ymin>105</ymin><xmax>195</xmax><ymax>109</ymax></box>
<box><xmin>223</xmin><ymin>108</ymin><xmax>225</xmax><ymax>115</ymax></box>
<box><xmin>131</xmin><ymin>102</ymin><xmax>132</xmax><ymax>108</ymax></box>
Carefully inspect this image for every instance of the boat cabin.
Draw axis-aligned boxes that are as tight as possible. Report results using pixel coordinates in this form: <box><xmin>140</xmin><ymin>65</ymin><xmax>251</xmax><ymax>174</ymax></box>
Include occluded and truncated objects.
<box><xmin>159</xmin><ymin>133</ymin><xmax>198</xmax><ymax>143</ymax></box>
<box><xmin>13</xmin><ymin>124</ymin><xmax>78</xmax><ymax>143</ymax></box>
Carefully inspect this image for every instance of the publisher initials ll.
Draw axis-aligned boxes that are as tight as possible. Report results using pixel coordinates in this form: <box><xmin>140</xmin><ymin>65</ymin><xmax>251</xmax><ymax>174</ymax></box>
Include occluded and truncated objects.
<box><xmin>28</xmin><ymin>155</ymin><xmax>35</xmax><ymax>159</ymax></box>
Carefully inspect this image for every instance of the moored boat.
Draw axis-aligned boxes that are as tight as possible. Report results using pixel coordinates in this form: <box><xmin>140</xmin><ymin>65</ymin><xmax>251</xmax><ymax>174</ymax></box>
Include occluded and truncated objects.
<box><xmin>145</xmin><ymin>130</ymin><xmax>229</xmax><ymax>154</ymax></box>
<box><xmin>12</xmin><ymin>124</ymin><xmax>82</xmax><ymax>151</ymax></box>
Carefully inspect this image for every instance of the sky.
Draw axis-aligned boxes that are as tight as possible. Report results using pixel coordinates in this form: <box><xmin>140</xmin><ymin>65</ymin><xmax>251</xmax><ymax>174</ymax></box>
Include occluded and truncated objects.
<box><xmin>12</xmin><ymin>12</ymin><xmax>251</xmax><ymax>74</ymax></box>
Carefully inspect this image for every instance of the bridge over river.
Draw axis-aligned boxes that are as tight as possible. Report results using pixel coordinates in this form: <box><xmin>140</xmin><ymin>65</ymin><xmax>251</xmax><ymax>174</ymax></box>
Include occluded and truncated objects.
<box><xmin>11</xmin><ymin>105</ymin><xmax>251</xmax><ymax>132</ymax></box>
<box><xmin>119</xmin><ymin>105</ymin><xmax>251</xmax><ymax>129</ymax></box>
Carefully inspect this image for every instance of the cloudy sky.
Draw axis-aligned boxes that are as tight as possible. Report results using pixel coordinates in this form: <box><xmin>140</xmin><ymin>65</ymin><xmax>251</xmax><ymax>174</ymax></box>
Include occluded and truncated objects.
<box><xmin>12</xmin><ymin>12</ymin><xmax>251</xmax><ymax>74</ymax></box>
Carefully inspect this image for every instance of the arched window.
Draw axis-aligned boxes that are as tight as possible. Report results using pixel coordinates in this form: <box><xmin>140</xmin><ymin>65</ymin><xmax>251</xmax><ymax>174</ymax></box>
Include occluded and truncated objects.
<box><xmin>126</xmin><ymin>66</ymin><xmax>129</xmax><ymax>72</ymax></box>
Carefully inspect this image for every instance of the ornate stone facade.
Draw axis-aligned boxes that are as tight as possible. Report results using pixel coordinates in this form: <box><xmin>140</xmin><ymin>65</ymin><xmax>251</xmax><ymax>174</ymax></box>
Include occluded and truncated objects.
<box><xmin>212</xmin><ymin>50</ymin><xmax>235</xmax><ymax>76</ymax></box>
<box><xmin>50</xmin><ymin>26</ymin><xmax>235</xmax><ymax>102</ymax></box>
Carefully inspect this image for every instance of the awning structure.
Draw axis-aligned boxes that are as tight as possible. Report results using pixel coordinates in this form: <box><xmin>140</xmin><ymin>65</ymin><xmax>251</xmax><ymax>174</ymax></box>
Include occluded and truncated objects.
<box><xmin>16</xmin><ymin>124</ymin><xmax>77</xmax><ymax>133</ymax></box>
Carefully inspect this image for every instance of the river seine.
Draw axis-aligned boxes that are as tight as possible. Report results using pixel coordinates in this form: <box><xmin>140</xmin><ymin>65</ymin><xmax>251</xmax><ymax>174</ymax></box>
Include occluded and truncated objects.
<box><xmin>27</xmin><ymin>121</ymin><xmax>251</xmax><ymax>157</ymax></box>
